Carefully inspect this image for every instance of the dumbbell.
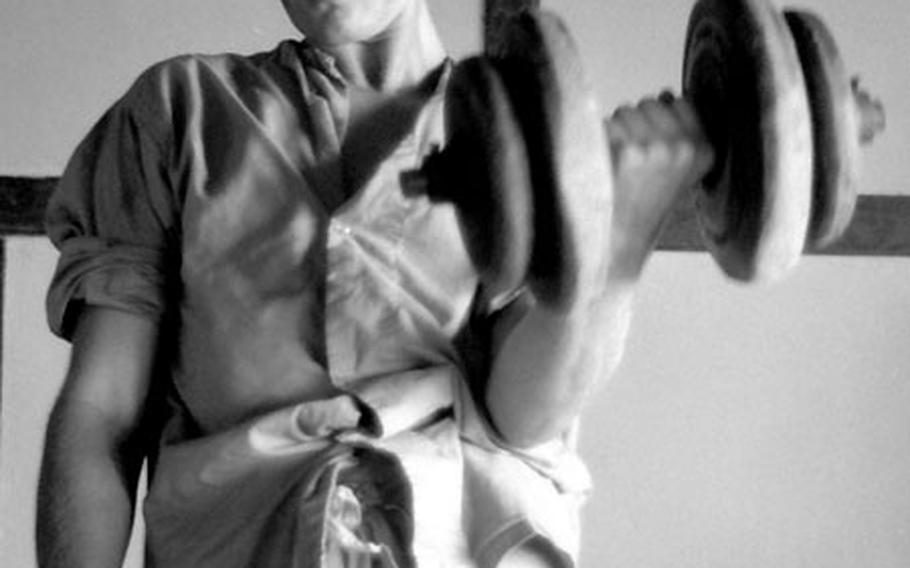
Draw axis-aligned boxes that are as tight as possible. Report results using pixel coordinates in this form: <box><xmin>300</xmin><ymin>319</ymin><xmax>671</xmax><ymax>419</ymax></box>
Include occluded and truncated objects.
<box><xmin>403</xmin><ymin>0</ymin><xmax>885</xmax><ymax>306</ymax></box>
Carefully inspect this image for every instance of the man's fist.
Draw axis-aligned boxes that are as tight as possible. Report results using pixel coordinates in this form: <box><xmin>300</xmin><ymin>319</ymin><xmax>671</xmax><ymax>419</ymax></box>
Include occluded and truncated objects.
<box><xmin>606</xmin><ymin>93</ymin><xmax>714</xmax><ymax>282</ymax></box>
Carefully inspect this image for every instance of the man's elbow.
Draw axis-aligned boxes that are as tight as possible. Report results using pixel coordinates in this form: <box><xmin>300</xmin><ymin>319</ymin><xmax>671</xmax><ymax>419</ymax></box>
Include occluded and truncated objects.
<box><xmin>484</xmin><ymin>394</ymin><xmax>579</xmax><ymax>450</ymax></box>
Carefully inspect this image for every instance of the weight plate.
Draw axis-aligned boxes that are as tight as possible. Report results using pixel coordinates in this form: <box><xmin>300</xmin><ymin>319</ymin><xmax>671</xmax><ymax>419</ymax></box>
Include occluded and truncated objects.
<box><xmin>436</xmin><ymin>57</ymin><xmax>534</xmax><ymax>304</ymax></box>
<box><xmin>785</xmin><ymin>9</ymin><xmax>860</xmax><ymax>250</ymax></box>
<box><xmin>492</xmin><ymin>11</ymin><xmax>613</xmax><ymax>307</ymax></box>
<box><xmin>683</xmin><ymin>0</ymin><xmax>813</xmax><ymax>282</ymax></box>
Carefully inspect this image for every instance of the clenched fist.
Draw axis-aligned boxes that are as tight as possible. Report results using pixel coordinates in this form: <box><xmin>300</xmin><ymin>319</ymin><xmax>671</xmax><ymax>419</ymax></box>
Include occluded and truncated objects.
<box><xmin>606</xmin><ymin>93</ymin><xmax>714</xmax><ymax>282</ymax></box>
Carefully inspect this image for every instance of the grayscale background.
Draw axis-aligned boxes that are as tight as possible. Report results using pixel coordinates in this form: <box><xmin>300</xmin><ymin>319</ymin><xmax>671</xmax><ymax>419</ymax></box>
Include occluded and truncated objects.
<box><xmin>2</xmin><ymin>1</ymin><xmax>908</xmax><ymax>566</ymax></box>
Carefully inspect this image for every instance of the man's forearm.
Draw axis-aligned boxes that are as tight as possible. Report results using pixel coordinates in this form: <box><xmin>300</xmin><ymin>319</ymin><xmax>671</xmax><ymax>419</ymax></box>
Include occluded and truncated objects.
<box><xmin>37</xmin><ymin>399</ymin><xmax>144</xmax><ymax>568</ymax></box>
<box><xmin>485</xmin><ymin>281</ymin><xmax>636</xmax><ymax>448</ymax></box>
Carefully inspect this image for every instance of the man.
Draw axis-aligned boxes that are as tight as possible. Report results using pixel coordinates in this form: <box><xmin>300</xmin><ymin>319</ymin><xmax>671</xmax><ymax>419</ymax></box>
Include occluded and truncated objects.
<box><xmin>36</xmin><ymin>1</ymin><xmax>711</xmax><ymax>566</ymax></box>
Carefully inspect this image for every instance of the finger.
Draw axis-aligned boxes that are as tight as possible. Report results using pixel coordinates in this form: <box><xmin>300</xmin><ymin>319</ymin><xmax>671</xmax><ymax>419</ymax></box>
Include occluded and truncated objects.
<box><xmin>669</xmin><ymin>100</ymin><xmax>716</xmax><ymax>177</ymax></box>
<box><xmin>657</xmin><ymin>89</ymin><xmax>677</xmax><ymax>105</ymax></box>
<box><xmin>638</xmin><ymin>97</ymin><xmax>683</xmax><ymax>139</ymax></box>
<box><xmin>612</xmin><ymin>104</ymin><xmax>651</xmax><ymax>143</ymax></box>
<box><xmin>606</xmin><ymin>105</ymin><xmax>633</xmax><ymax>144</ymax></box>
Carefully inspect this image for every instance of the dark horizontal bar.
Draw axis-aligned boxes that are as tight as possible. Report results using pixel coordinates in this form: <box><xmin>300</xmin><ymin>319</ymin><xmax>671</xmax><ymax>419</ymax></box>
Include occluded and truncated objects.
<box><xmin>0</xmin><ymin>176</ymin><xmax>56</xmax><ymax>235</ymax></box>
<box><xmin>659</xmin><ymin>194</ymin><xmax>910</xmax><ymax>257</ymax></box>
<box><xmin>2</xmin><ymin>175</ymin><xmax>909</xmax><ymax>256</ymax></box>
<box><xmin>820</xmin><ymin>196</ymin><xmax>910</xmax><ymax>256</ymax></box>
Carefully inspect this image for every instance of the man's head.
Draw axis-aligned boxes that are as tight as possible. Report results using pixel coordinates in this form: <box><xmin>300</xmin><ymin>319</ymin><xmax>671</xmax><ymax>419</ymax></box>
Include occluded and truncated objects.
<box><xmin>281</xmin><ymin>0</ymin><xmax>416</xmax><ymax>48</ymax></box>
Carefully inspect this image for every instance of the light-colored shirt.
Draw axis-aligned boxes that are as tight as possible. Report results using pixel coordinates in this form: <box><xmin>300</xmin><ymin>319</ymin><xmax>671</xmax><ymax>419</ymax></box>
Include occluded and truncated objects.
<box><xmin>45</xmin><ymin>40</ymin><xmax>590</xmax><ymax>567</ymax></box>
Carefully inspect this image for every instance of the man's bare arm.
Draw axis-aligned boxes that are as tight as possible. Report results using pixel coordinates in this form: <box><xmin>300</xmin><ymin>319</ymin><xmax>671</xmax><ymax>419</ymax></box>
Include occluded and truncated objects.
<box><xmin>484</xmin><ymin>96</ymin><xmax>713</xmax><ymax>448</ymax></box>
<box><xmin>37</xmin><ymin>307</ymin><xmax>161</xmax><ymax>568</ymax></box>
<box><xmin>483</xmin><ymin>269</ymin><xmax>637</xmax><ymax>448</ymax></box>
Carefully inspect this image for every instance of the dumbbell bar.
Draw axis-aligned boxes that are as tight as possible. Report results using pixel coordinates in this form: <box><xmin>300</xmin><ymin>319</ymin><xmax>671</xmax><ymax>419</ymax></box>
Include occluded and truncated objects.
<box><xmin>403</xmin><ymin>0</ymin><xmax>884</xmax><ymax>304</ymax></box>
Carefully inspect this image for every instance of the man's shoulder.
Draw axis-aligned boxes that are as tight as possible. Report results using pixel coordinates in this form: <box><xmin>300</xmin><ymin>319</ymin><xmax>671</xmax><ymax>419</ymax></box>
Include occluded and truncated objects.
<box><xmin>129</xmin><ymin>44</ymin><xmax>280</xmax><ymax>96</ymax></box>
<box><xmin>120</xmin><ymin>40</ymin><xmax>313</xmax><ymax>113</ymax></box>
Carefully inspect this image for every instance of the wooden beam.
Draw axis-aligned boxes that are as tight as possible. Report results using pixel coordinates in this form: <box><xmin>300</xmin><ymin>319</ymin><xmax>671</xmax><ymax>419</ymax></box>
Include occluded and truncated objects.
<box><xmin>0</xmin><ymin>176</ymin><xmax>56</xmax><ymax>236</ymax></box>
<box><xmin>1</xmin><ymin>175</ymin><xmax>909</xmax><ymax>256</ymax></box>
<box><xmin>0</xmin><ymin>240</ymin><xmax>4</xmax><ymax>426</ymax></box>
<box><xmin>659</xmin><ymin>194</ymin><xmax>910</xmax><ymax>257</ymax></box>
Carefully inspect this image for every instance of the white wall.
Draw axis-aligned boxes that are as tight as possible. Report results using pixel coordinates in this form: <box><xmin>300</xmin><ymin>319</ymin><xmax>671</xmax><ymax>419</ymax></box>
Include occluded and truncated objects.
<box><xmin>580</xmin><ymin>254</ymin><xmax>910</xmax><ymax>566</ymax></box>
<box><xmin>2</xmin><ymin>1</ymin><xmax>908</xmax><ymax>567</ymax></box>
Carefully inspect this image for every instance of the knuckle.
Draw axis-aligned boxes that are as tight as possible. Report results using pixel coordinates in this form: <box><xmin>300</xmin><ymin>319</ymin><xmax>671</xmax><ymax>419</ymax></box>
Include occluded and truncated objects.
<box><xmin>670</xmin><ymin>139</ymin><xmax>696</xmax><ymax>165</ymax></box>
<box><xmin>612</xmin><ymin>104</ymin><xmax>635</xmax><ymax>120</ymax></box>
<box><xmin>616</xmin><ymin>144</ymin><xmax>647</xmax><ymax>170</ymax></box>
<box><xmin>647</xmin><ymin>140</ymin><xmax>673</xmax><ymax>164</ymax></box>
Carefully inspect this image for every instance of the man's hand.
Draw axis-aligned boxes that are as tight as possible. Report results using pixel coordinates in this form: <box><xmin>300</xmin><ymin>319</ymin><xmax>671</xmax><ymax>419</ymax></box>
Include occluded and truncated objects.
<box><xmin>606</xmin><ymin>93</ymin><xmax>715</xmax><ymax>283</ymax></box>
<box><xmin>482</xmin><ymin>94</ymin><xmax>714</xmax><ymax>448</ymax></box>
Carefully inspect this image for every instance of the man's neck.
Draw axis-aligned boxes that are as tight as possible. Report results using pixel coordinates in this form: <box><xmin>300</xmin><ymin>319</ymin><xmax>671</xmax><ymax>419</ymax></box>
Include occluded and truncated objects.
<box><xmin>325</xmin><ymin>1</ymin><xmax>446</xmax><ymax>93</ymax></box>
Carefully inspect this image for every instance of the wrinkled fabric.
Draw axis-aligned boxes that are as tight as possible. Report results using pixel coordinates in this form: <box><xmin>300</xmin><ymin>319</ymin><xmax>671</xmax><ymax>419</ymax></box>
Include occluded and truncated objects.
<box><xmin>45</xmin><ymin>40</ymin><xmax>591</xmax><ymax>567</ymax></box>
<box><xmin>143</xmin><ymin>395</ymin><xmax>422</xmax><ymax>567</ymax></box>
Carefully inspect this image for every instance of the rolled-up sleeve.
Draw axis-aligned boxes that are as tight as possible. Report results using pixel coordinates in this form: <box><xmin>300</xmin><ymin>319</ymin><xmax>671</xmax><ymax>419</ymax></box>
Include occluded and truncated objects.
<box><xmin>45</xmin><ymin>85</ymin><xmax>179</xmax><ymax>340</ymax></box>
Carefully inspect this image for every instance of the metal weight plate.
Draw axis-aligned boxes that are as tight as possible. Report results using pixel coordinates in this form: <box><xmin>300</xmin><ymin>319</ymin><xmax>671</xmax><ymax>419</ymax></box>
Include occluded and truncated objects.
<box><xmin>784</xmin><ymin>10</ymin><xmax>860</xmax><ymax>250</ymax></box>
<box><xmin>428</xmin><ymin>57</ymin><xmax>534</xmax><ymax>303</ymax></box>
<box><xmin>491</xmin><ymin>11</ymin><xmax>613</xmax><ymax>307</ymax></box>
<box><xmin>683</xmin><ymin>0</ymin><xmax>813</xmax><ymax>282</ymax></box>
